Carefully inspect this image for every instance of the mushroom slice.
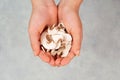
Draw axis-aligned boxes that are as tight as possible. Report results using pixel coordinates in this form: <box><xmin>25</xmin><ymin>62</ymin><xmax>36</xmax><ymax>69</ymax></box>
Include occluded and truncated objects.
<box><xmin>40</xmin><ymin>23</ymin><xmax>72</xmax><ymax>57</ymax></box>
<box><xmin>41</xmin><ymin>31</ymin><xmax>56</xmax><ymax>49</ymax></box>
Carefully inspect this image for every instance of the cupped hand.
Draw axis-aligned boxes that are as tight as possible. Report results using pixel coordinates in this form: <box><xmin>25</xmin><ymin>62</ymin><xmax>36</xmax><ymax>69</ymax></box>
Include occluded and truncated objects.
<box><xmin>55</xmin><ymin>4</ymin><xmax>83</xmax><ymax>66</ymax></box>
<box><xmin>28</xmin><ymin>0</ymin><xmax>57</xmax><ymax>66</ymax></box>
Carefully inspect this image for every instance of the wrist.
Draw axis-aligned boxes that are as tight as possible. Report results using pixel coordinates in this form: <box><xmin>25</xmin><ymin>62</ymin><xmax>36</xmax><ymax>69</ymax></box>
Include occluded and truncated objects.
<box><xmin>31</xmin><ymin>0</ymin><xmax>56</xmax><ymax>10</ymax></box>
<box><xmin>59</xmin><ymin>0</ymin><xmax>83</xmax><ymax>11</ymax></box>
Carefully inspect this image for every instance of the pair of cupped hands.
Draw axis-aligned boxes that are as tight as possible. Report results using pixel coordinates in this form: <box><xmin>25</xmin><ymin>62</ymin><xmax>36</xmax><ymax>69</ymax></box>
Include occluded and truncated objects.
<box><xmin>28</xmin><ymin>0</ymin><xmax>83</xmax><ymax>67</ymax></box>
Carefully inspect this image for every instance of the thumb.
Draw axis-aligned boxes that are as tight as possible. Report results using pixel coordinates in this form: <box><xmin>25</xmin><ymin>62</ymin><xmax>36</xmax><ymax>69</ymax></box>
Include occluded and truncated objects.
<box><xmin>70</xmin><ymin>23</ymin><xmax>83</xmax><ymax>56</ymax></box>
<box><xmin>28</xmin><ymin>22</ymin><xmax>46</xmax><ymax>56</ymax></box>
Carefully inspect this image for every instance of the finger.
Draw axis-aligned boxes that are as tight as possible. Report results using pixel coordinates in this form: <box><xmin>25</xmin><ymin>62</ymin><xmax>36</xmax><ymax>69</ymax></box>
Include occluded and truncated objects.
<box><xmin>70</xmin><ymin>20</ymin><xmax>83</xmax><ymax>56</ymax></box>
<box><xmin>29</xmin><ymin>18</ymin><xmax>47</xmax><ymax>56</ymax></box>
<box><xmin>49</xmin><ymin>57</ymin><xmax>55</xmax><ymax>66</ymax></box>
<box><xmin>55</xmin><ymin>57</ymin><xmax>63</xmax><ymax>66</ymax></box>
<box><xmin>60</xmin><ymin>52</ymin><xmax>75</xmax><ymax>66</ymax></box>
<box><xmin>46</xmin><ymin>52</ymin><xmax>56</xmax><ymax>66</ymax></box>
<box><xmin>39</xmin><ymin>51</ymin><xmax>50</xmax><ymax>63</ymax></box>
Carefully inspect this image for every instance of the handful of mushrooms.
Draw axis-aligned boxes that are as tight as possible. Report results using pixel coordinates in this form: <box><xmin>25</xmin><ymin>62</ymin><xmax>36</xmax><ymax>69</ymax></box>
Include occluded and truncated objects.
<box><xmin>40</xmin><ymin>23</ymin><xmax>72</xmax><ymax>58</ymax></box>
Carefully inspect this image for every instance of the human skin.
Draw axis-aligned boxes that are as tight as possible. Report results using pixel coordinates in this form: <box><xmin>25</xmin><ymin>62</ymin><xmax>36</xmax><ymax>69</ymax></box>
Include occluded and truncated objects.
<box><xmin>28</xmin><ymin>0</ymin><xmax>83</xmax><ymax>66</ymax></box>
<box><xmin>28</xmin><ymin>0</ymin><xmax>57</xmax><ymax>66</ymax></box>
<box><xmin>55</xmin><ymin>0</ymin><xmax>83</xmax><ymax>66</ymax></box>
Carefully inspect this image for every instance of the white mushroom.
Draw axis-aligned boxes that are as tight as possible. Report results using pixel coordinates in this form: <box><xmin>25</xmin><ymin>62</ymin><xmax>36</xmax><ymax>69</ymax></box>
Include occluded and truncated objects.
<box><xmin>40</xmin><ymin>23</ymin><xmax>72</xmax><ymax>57</ymax></box>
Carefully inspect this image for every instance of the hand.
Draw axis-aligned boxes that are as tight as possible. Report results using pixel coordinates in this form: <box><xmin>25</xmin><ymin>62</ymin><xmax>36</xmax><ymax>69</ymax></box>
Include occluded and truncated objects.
<box><xmin>28</xmin><ymin>0</ymin><xmax>57</xmax><ymax>66</ymax></box>
<box><xmin>55</xmin><ymin>0</ymin><xmax>83</xmax><ymax>66</ymax></box>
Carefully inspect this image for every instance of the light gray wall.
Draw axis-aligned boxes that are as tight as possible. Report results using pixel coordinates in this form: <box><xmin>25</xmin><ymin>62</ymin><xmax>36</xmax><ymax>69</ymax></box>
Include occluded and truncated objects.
<box><xmin>0</xmin><ymin>0</ymin><xmax>120</xmax><ymax>80</ymax></box>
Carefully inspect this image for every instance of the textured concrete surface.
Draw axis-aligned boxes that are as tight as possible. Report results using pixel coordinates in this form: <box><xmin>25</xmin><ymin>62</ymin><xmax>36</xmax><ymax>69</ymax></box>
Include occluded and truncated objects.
<box><xmin>0</xmin><ymin>0</ymin><xmax>120</xmax><ymax>80</ymax></box>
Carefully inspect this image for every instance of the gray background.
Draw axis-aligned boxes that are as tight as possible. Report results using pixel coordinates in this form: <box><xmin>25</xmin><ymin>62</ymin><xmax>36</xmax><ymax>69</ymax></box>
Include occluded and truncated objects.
<box><xmin>0</xmin><ymin>0</ymin><xmax>120</xmax><ymax>80</ymax></box>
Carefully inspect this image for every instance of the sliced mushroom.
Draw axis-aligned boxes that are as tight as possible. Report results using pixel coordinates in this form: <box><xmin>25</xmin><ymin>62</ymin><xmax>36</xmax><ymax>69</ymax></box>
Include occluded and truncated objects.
<box><xmin>40</xmin><ymin>23</ymin><xmax>72</xmax><ymax>57</ymax></box>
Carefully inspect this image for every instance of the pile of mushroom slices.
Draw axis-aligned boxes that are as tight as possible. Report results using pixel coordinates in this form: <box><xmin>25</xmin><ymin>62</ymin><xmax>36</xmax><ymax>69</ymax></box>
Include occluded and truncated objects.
<box><xmin>40</xmin><ymin>23</ymin><xmax>72</xmax><ymax>57</ymax></box>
